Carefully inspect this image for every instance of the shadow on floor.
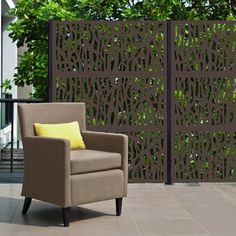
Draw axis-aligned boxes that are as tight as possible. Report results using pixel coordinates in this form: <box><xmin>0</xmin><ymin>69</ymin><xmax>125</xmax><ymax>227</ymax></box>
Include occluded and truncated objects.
<box><xmin>0</xmin><ymin>196</ymin><xmax>114</xmax><ymax>227</ymax></box>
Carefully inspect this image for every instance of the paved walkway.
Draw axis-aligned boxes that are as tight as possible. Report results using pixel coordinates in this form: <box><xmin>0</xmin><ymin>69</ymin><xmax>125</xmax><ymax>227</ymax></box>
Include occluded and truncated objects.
<box><xmin>0</xmin><ymin>183</ymin><xmax>236</xmax><ymax>236</ymax></box>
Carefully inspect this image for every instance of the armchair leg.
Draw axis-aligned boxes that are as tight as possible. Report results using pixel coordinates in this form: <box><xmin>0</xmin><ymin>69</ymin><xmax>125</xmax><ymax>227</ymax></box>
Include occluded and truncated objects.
<box><xmin>62</xmin><ymin>207</ymin><xmax>71</xmax><ymax>227</ymax></box>
<box><xmin>115</xmin><ymin>198</ymin><xmax>123</xmax><ymax>216</ymax></box>
<box><xmin>22</xmin><ymin>197</ymin><xmax>32</xmax><ymax>215</ymax></box>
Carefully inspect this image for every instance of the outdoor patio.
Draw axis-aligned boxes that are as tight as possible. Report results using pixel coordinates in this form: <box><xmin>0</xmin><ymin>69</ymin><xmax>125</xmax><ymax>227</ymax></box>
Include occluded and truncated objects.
<box><xmin>0</xmin><ymin>183</ymin><xmax>236</xmax><ymax>236</ymax></box>
<box><xmin>2</xmin><ymin>1</ymin><xmax>236</xmax><ymax>235</ymax></box>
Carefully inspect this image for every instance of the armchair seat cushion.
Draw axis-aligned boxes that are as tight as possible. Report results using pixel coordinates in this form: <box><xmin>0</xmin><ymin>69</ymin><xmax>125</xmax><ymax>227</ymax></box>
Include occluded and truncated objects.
<box><xmin>70</xmin><ymin>149</ymin><xmax>121</xmax><ymax>174</ymax></box>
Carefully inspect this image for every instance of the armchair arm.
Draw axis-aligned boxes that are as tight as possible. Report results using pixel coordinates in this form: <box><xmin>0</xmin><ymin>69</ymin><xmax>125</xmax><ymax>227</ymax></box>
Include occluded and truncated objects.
<box><xmin>82</xmin><ymin>131</ymin><xmax>128</xmax><ymax>196</ymax></box>
<box><xmin>22</xmin><ymin>136</ymin><xmax>71</xmax><ymax>207</ymax></box>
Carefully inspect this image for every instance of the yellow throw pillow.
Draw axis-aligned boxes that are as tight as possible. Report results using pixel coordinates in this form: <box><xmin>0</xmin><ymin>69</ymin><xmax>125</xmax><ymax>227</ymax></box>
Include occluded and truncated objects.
<box><xmin>34</xmin><ymin>121</ymin><xmax>86</xmax><ymax>149</ymax></box>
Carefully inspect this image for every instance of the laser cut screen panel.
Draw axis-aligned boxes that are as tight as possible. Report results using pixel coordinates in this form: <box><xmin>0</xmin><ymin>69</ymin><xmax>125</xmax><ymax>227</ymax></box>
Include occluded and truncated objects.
<box><xmin>50</xmin><ymin>21</ymin><xmax>167</xmax><ymax>183</ymax></box>
<box><xmin>172</xmin><ymin>21</ymin><xmax>236</xmax><ymax>182</ymax></box>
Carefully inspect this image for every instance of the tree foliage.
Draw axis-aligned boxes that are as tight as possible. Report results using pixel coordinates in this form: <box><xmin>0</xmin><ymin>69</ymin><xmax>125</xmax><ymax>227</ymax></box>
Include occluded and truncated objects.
<box><xmin>6</xmin><ymin>0</ymin><xmax>234</xmax><ymax>99</ymax></box>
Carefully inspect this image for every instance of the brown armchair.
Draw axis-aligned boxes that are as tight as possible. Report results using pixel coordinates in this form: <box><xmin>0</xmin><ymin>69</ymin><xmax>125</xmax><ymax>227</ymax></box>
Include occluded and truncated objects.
<box><xmin>18</xmin><ymin>102</ymin><xmax>128</xmax><ymax>227</ymax></box>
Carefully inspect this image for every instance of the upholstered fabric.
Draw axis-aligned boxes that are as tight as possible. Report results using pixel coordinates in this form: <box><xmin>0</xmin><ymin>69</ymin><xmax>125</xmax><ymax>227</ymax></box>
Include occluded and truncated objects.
<box><xmin>82</xmin><ymin>131</ymin><xmax>128</xmax><ymax>196</ymax></box>
<box><xmin>71</xmin><ymin>169</ymin><xmax>124</xmax><ymax>205</ymax></box>
<box><xmin>22</xmin><ymin>136</ymin><xmax>71</xmax><ymax>207</ymax></box>
<box><xmin>34</xmin><ymin>121</ymin><xmax>86</xmax><ymax>149</ymax></box>
<box><xmin>70</xmin><ymin>149</ymin><xmax>121</xmax><ymax>174</ymax></box>
<box><xmin>18</xmin><ymin>103</ymin><xmax>128</xmax><ymax>210</ymax></box>
<box><xmin>18</xmin><ymin>103</ymin><xmax>86</xmax><ymax>138</ymax></box>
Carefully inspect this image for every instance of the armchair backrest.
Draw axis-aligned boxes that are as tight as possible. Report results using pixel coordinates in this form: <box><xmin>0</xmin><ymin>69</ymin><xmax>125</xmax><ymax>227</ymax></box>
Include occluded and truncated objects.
<box><xmin>18</xmin><ymin>102</ymin><xmax>86</xmax><ymax>139</ymax></box>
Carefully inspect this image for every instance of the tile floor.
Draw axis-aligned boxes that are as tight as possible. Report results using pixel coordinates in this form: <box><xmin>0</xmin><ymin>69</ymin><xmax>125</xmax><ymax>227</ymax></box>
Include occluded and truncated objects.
<box><xmin>0</xmin><ymin>183</ymin><xmax>236</xmax><ymax>236</ymax></box>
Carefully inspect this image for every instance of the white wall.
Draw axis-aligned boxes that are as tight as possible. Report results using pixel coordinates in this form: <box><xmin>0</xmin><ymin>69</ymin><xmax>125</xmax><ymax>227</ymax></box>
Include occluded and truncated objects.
<box><xmin>2</xmin><ymin>17</ymin><xmax>17</xmax><ymax>98</ymax></box>
<box><xmin>0</xmin><ymin>0</ymin><xmax>17</xmax><ymax>148</ymax></box>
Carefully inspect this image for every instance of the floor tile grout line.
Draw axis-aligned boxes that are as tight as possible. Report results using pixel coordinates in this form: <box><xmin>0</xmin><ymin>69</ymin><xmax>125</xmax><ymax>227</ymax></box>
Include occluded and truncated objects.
<box><xmin>201</xmin><ymin>183</ymin><xmax>236</xmax><ymax>208</ymax></box>
<box><xmin>126</xmin><ymin>201</ymin><xmax>144</xmax><ymax>236</ymax></box>
<box><xmin>164</xmin><ymin>184</ymin><xmax>211</xmax><ymax>235</ymax></box>
<box><xmin>164</xmin><ymin>189</ymin><xmax>196</xmax><ymax>221</ymax></box>
<box><xmin>9</xmin><ymin>198</ymin><xmax>20</xmax><ymax>223</ymax></box>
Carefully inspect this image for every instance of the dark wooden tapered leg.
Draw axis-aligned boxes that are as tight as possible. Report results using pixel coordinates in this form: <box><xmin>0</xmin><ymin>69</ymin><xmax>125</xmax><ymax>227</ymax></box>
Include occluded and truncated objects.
<box><xmin>116</xmin><ymin>198</ymin><xmax>122</xmax><ymax>216</ymax></box>
<box><xmin>62</xmin><ymin>207</ymin><xmax>71</xmax><ymax>227</ymax></box>
<box><xmin>22</xmin><ymin>197</ymin><xmax>32</xmax><ymax>215</ymax></box>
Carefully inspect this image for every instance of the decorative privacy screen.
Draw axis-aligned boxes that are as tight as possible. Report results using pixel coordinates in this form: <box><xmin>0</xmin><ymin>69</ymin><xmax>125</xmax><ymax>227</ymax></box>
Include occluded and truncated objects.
<box><xmin>49</xmin><ymin>20</ymin><xmax>236</xmax><ymax>183</ymax></box>
<box><xmin>172</xmin><ymin>21</ymin><xmax>236</xmax><ymax>182</ymax></box>
<box><xmin>49</xmin><ymin>21</ymin><xmax>167</xmax><ymax>183</ymax></box>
